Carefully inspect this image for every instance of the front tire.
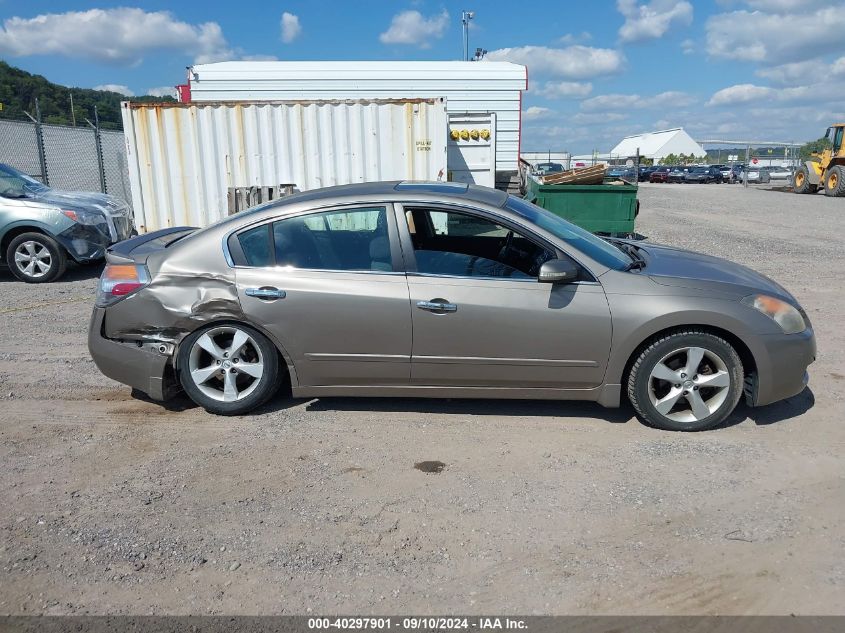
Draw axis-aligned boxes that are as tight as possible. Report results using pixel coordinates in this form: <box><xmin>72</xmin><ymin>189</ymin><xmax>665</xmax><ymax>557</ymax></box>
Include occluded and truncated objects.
<box><xmin>824</xmin><ymin>165</ymin><xmax>845</xmax><ymax>197</ymax></box>
<box><xmin>793</xmin><ymin>165</ymin><xmax>818</xmax><ymax>194</ymax></box>
<box><xmin>178</xmin><ymin>323</ymin><xmax>280</xmax><ymax>415</ymax></box>
<box><xmin>627</xmin><ymin>330</ymin><xmax>744</xmax><ymax>431</ymax></box>
<box><xmin>6</xmin><ymin>232</ymin><xmax>67</xmax><ymax>283</ymax></box>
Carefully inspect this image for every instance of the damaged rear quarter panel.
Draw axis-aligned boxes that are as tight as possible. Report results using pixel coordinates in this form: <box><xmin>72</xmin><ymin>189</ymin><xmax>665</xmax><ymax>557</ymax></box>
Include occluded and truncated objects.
<box><xmin>103</xmin><ymin>237</ymin><xmax>245</xmax><ymax>344</ymax></box>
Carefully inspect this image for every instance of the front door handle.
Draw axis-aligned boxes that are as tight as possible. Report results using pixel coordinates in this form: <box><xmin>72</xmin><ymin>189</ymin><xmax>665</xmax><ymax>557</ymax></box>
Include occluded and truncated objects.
<box><xmin>417</xmin><ymin>299</ymin><xmax>457</xmax><ymax>313</ymax></box>
<box><xmin>245</xmin><ymin>287</ymin><xmax>286</xmax><ymax>301</ymax></box>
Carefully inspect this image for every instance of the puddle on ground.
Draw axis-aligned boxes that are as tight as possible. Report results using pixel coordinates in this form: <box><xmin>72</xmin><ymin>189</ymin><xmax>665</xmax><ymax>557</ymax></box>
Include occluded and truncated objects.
<box><xmin>414</xmin><ymin>460</ymin><xmax>446</xmax><ymax>474</ymax></box>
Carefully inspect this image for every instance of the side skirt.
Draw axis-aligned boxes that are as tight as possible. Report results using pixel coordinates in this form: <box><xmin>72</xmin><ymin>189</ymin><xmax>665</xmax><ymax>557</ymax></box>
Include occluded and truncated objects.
<box><xmin>292</xmin><ymin>383</ymin><xmax>622</xmax><ymax>408</ymax></box>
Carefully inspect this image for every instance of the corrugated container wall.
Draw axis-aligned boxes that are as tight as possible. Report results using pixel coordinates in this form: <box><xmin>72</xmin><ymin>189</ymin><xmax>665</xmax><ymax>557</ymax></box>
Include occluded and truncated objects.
<box><xmin>122</xmin><ymin>99</ymin><xmax>448</xmax><ymax>232</ymax></box>
<box><xmin>188</xmin><ymin>61</ymin><xmax>527</xmax><ymax>176</ymax></box>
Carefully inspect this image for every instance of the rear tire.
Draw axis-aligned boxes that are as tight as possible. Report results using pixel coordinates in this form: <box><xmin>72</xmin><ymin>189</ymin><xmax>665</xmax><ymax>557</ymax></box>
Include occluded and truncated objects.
<box><xmin>178</xmin><ymin>323</ymin><xmax>280</xmax><ymax>415</ymax></box>
<box><xmin>6</xmin><ymin>232</ymin><xmax>67</xmax><ymax>283</ymax></box>
<box><xmin>627</xmin><ymin>330</ymin><xmax>743</xmax><ymax>432</ymax></box>
<box><xmin>824</xmin><ymin>165</ymin><xmax>845</xmax><ymax>197</ymax></box>
<box><xmin>793</xmin><ymin>165</ymin><xmax>818</xmax><ymax>194</ymax></box>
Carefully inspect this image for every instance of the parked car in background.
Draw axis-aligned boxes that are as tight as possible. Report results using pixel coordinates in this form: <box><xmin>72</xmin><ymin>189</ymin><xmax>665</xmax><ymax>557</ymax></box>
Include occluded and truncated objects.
<box><xmin>88</xmin><ymin>181</ymin><xmax>815</xmax><ymax>432</ymax></box>
<box><xmin>743</xmin><ymin>167</ymin><xmax>772</xmax><ymax>184</ymax></box>
<box><xmin>667</xmin><ymin>167</ymin><xmax>688</xmax><ymax>183</ymax></box>
<box><xmin>684</xmin><ymin>166</ymin><xmax>723</xmax><ymax>184</ymax></box>
<box><xmin>0</xmin><ymin>164</ymin><xmax>135</xmax><ymax>283</ymax></box>
<box><xmin>535</xmin><ymin>162</ymin><xmax>564</xmax><ymax>176</ymax></box>
<box><xmin>767</xmin><ymin>166</ymin><xmax>793</xmax><ymax>180</ymax></box>
<box><xmin>649</xmin><ymin>166</ymin><xmax>672</xmax><ymax>183</ymax></box>
<box><xmin>638</xmin><ymin>166</ymin><xmax>658</xmax><ymax>182</ymax></box>
<box><xmin>607</xmin><ymin>166</ymin><xmax>637</xmax><ymax>181</ymax></box>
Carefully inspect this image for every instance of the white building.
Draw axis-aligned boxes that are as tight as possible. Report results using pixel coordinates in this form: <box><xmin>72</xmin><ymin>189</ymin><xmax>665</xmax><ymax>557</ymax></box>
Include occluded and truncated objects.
<box><xmin>610</xmin><ymin>128</ymin><xmax>705</xmax><ymax>162</ymax></box>
<box><xmin>186</xmin><ymin>61</ymin><xmax>527</xmax><ymax>187</ymax></box>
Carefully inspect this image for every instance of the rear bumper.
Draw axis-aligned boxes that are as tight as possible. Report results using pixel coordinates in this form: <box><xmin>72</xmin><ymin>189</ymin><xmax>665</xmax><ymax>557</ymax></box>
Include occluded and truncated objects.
<box><xmin>749</xmin><ymin>327</ymin><xmax>816</xmax><ymax>407</ymax></box>
<box><xmin>88</xmin><ymin>308</ymin><xmax>177</xmax><ymax>401</ymax></box>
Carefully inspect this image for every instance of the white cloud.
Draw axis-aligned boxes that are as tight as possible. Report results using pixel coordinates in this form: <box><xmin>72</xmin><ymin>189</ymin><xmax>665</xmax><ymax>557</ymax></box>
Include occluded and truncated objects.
<box><xmin>581</xmin><ymin>90</ymin><xmax>695</xmax><ymax>111</ymax></box>
<box><xmin>280</xmin><ymin>12</ymin><xmax>301</xmax><ymax>44</ymax></box>
<box><xmin>756</xmin><ymin>60</ymin><xmax>817</xmax><ymax>85</ymax></box>
<box><xmin>617</xmin><ymin>0</ymin><xmax>693</xmax><ymax>43</ymax></box>
<box><xmin>572</xmin><ymin>112</ymin><xmax>630</xmax><ymax>125</ymax></box>
<box><xmin>559</xmin><ymin>32</ymin><xmax>592</xmax><ymax>45</ymax></box>
<box><xmin>832</xmin><ymin>56</ymin><xmax>845</xmax><ymax>75</ymax></box>
<box><xmin>522</xmin><ymin>106</ymin><xmax>555</xmax><ymax>121</ymax></box>
<box><xmin>706</xmin><ymin>7</ymin><xmax>845</xmax><ymax>65</ymax></box>
<box><xmin>0</xmin><ymin>8</ymin><xmax>234</xmax><ymax>65</ymax></box>
<box><xmin>681</xmin><ymin>38</ymin><xmax>695</xmax><ymax>54</ymax></box>
<box><xmin>379</xmin><ymin>10</ymin><xmax>448</xmax><ymax>47</ymax></box>
<box><xmin>706</xmin><ymin>83</ymin><xmax>813</xmax><ymax>106</ymax></box>
<box><xmin>534</xmin><ymin>81</ymin><xmax>593</xmax><ymax>99</ymax></box>
<box><xmin>146</xmin><ymin>86</ymin><xmax>177</xmax><ymax>98</ymax></box>
<box><xmin>744</xmin><ymin>0</ymin><xmax>796</xmax><ymax>12</ymax></box>
<box><xmin>486</xmin><ymin>45</ymin><xmax>625</xmax><ymax>79</ymax></box>
<box><xmin>93</xmin><ymin>84</ymin><xmax>134</xmax><ymax>97</ymax></box>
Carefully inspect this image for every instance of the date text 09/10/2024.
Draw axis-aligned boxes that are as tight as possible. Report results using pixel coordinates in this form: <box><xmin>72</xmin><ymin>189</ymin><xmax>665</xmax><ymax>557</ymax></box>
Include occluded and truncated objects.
<box><xmin>307</xmin><ymin>617</ymin><xmax>527</xmax><ymax>630</ymax></box>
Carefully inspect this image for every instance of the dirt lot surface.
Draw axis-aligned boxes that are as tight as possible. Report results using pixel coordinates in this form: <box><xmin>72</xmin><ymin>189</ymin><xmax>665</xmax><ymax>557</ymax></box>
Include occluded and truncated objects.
<box><xmin>1</xmin><ymin>183</ymin><xmax>843</xmax><ymax>615</ymax></box>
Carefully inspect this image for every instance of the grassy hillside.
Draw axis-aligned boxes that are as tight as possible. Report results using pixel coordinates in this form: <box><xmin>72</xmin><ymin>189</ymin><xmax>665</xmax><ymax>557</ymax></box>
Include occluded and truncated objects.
<box><xmin>0</xmin><ymin>61</ymin><xmax>174</xmax><ymax>130</ymax></box>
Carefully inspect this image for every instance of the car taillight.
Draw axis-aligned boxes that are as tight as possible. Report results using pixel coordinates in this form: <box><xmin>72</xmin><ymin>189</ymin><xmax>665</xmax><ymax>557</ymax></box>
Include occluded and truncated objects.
<box><xmin>96</xmin><ymin>263</ymin><xmax>150</xmax><ymax>307</ymax></box>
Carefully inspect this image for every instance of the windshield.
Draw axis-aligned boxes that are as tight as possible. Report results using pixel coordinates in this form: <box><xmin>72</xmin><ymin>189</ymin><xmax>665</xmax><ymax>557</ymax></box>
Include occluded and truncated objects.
<box><xmin>692</xmin><ymin>167</ymin><xmax>708</xmax><ymax>173</ymax></box>
<box><xmin>0</xmin><ymin>164</ymin><xmax>49</xmax><ymax>198</ymax></box>
<box><xmin>505</xmin><ymin>196</ymin><xmax>632</xmax><ymax>271</ymax></box>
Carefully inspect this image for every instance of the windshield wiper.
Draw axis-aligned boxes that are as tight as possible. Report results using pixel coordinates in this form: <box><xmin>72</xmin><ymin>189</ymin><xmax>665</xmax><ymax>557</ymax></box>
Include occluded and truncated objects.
<box><xmin>615</xmin><ymin>242</ymin><xmax>646</xmax><ymax>270</ymax></box>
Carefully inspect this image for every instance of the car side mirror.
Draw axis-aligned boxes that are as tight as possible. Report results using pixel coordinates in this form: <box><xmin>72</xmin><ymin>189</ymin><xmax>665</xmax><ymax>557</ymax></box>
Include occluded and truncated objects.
<box><xmin>538</xmin><ymin>259</ymin><xmax>579</xmax><ymax>284</ymax></box>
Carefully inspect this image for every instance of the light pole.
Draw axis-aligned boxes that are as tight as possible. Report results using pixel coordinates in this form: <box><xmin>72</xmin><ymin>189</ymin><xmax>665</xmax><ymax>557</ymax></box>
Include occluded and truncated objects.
<box><xmin>461</xmin><ymin>11</ymin><xmax>474</xmax><ymax>61</ymax></box>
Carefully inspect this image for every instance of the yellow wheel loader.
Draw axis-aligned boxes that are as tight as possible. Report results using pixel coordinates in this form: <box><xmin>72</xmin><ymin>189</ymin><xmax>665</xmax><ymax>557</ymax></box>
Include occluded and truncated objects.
<box><xmin>794</xmin><ymin>124</ymin><xmax>845</xmax><ymax>196</ymax></box>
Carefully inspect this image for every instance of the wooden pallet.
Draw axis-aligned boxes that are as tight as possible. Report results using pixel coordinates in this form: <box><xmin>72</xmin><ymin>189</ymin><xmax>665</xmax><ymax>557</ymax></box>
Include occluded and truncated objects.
<box><xmin>540</xmin><ymin>163</ymin><xmax>607</xmax><ymax>185</ymax></box>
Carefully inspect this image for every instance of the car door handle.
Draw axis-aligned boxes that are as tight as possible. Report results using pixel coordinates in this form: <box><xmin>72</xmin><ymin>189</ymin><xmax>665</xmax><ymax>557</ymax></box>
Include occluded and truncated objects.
<box><xmin>417</xmin><ymin>300</ymin><xmax>457</xmax><ymax>313</ymax></box>
<box><xmin>245</xmin><ymin>287</ymin><xmax>286</xmax><ymax>300</ymax></box>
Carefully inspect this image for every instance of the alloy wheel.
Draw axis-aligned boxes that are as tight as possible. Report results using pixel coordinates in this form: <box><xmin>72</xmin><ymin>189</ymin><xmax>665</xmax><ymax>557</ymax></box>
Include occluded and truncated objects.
<box><xmin>14</xmin><ymin>240</ymin><xmax>53</xmax><ymax>279</ymax></box>
<box><xmin>647</xmin><ymin>346</ymin><xmax>731</xmax><ymax>423</ymax></box>
<box><xmin>187</xmin><ymin>326</ymin><xmax>265</xmax><ymax>402</ymax></box>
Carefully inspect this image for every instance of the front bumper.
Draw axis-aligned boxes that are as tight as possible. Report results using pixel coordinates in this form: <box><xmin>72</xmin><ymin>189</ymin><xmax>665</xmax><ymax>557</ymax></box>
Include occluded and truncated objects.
<box><xmin>56</xmin><ymin>215</ymin><xmax>135</xmax><ymax>263</ymax></box>
<box><xmin>748</xmin><ymin>327</ymin><xmax>816</xmax><ymax>407</ymax></box>
<box><xmin>88</xmin><ymin>308</ymin><xmax>178</xmax><ymax>401</ymax></box>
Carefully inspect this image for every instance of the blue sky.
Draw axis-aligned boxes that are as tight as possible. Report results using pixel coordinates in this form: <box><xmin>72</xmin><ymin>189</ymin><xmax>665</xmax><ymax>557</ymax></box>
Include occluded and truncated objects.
<box><xmin>2</xmin><ymin>1</ymin><xmax>845</xmax><ymax>153</ymax></box>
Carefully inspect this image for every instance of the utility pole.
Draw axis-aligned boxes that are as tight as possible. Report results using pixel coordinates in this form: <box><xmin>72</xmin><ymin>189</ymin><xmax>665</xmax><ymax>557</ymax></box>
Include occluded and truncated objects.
<box><xmin>69</xmin><ymin>91</ymin><xmax>75</xmax><ymax>126</ymax></box>
<box><xmin>461</xmin><ymin>11</ymin><xmax>474</xmax><ymax>61</ymax></box>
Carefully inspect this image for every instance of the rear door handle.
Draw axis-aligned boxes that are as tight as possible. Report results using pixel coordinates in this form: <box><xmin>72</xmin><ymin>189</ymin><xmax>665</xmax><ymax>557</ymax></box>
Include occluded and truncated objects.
<box><xmin>245</xmin><ymin>287</ymin><xmax>286</xmax><ymax>300</ymax></box>
<box><xmin>417</xmin><ymin>300</ymin><xmax>457</xmax><ymax>313</ymax></box>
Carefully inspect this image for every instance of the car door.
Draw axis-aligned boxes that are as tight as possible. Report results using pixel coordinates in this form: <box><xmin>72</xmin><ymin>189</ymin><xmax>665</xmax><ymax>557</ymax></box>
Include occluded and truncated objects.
<box><xmin>230</xmin><ymin>204</ymin><xmax>412</xmax><ymax>388</ymax></box>
<box><xmin>396</xmin><ymin>204</ymin><xmax>612</xmax><ymax>389</ymax></box>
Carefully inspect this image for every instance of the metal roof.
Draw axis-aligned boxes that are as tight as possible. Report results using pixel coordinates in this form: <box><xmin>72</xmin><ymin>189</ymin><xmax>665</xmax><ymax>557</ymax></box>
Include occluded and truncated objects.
<box><xmin>610</xmin><ymin>128</ymin><xmax>705</xmax><ymax>158</ymax></box>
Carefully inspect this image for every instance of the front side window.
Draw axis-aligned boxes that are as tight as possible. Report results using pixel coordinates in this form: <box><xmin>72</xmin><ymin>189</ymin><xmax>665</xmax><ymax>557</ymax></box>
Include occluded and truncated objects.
<box><xmin>405</xmin><ymin>207</ymin><xmax>555</xmax><ymax>279</ymax></box>
<box><xmin>505</xmin><ymin>196</ymin><xmax>632</xmax><ymax>271</ymax></box>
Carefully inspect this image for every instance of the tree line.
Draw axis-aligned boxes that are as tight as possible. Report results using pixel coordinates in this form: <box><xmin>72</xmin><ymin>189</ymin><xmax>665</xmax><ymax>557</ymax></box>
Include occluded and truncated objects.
<box><xmin>0</xmin><ymin>61</ymin><xmax>174</xmax><ymax>130</ymax></box>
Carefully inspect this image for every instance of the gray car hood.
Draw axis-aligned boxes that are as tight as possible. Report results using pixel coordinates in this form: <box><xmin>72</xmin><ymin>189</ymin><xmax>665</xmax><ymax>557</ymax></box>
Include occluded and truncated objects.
<box><xmin>32</xmin><ymin>189</ymin><xmax>131</xmax><ymax>217</ymax></box>
<box><xmin>636</xmin><ymin>241</ymin><xmax>795</xmax><ymax>302</ymax></box>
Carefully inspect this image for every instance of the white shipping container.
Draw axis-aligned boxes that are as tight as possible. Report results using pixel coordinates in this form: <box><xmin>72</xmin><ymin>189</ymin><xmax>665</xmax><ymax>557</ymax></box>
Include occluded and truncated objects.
<box><xmin>188</xmin><ymin>61</ymin><xmax>527</xmax><ymax>178</ymax></box>
<box><xmin>122</xmin><ymin>98</ymin><xmax>448</xmax><ymax>232</ymax></box>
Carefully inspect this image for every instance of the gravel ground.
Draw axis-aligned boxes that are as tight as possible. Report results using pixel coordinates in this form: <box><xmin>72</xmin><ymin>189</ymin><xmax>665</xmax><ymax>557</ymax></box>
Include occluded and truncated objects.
<box><xmin>0</xmin><ymin>183</ymin><xmax>843</xmax><ymax>615</ymax></box>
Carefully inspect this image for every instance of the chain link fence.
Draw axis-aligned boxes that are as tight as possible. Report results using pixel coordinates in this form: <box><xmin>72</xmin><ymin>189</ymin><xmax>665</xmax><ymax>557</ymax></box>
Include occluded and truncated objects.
<box><xmin>0</xmin><ymin>113</ymin><xmax>131</xmax><ymax>206</ymax></box>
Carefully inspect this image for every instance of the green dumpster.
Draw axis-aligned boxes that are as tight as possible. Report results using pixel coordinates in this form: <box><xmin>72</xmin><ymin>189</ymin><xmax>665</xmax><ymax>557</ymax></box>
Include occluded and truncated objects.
<box><xmin>524</xmin><ymin>177</ymin><xmax>639</xmax><ymax>236</ymax></box>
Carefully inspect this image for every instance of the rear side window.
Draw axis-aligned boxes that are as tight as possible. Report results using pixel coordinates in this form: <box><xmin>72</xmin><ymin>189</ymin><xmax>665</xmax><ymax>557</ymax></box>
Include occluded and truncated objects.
<box><xmin>273</xmin><ymin>207</ymin><xmax>390</xmax><ymax>271</ymax></box>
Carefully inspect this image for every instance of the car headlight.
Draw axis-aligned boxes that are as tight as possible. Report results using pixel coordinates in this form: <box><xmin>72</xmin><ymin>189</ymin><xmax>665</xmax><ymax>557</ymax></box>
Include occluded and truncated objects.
<box><xmin>742</xmin><ymin>294</ymin><xmax>806</xmax><ymax>334</ymax></box>
<box><xmin>62</xmin><ymin>208</ymin><xmax>108</xmax><ymax>226</ymax></box>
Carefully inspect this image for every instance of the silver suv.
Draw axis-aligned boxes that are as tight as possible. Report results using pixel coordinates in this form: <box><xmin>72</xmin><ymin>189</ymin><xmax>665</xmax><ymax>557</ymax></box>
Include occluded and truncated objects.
<box><xmin>0</xmin><ymin>164</ymin><xmax>135</xmax><ymax>282</ymax></box>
